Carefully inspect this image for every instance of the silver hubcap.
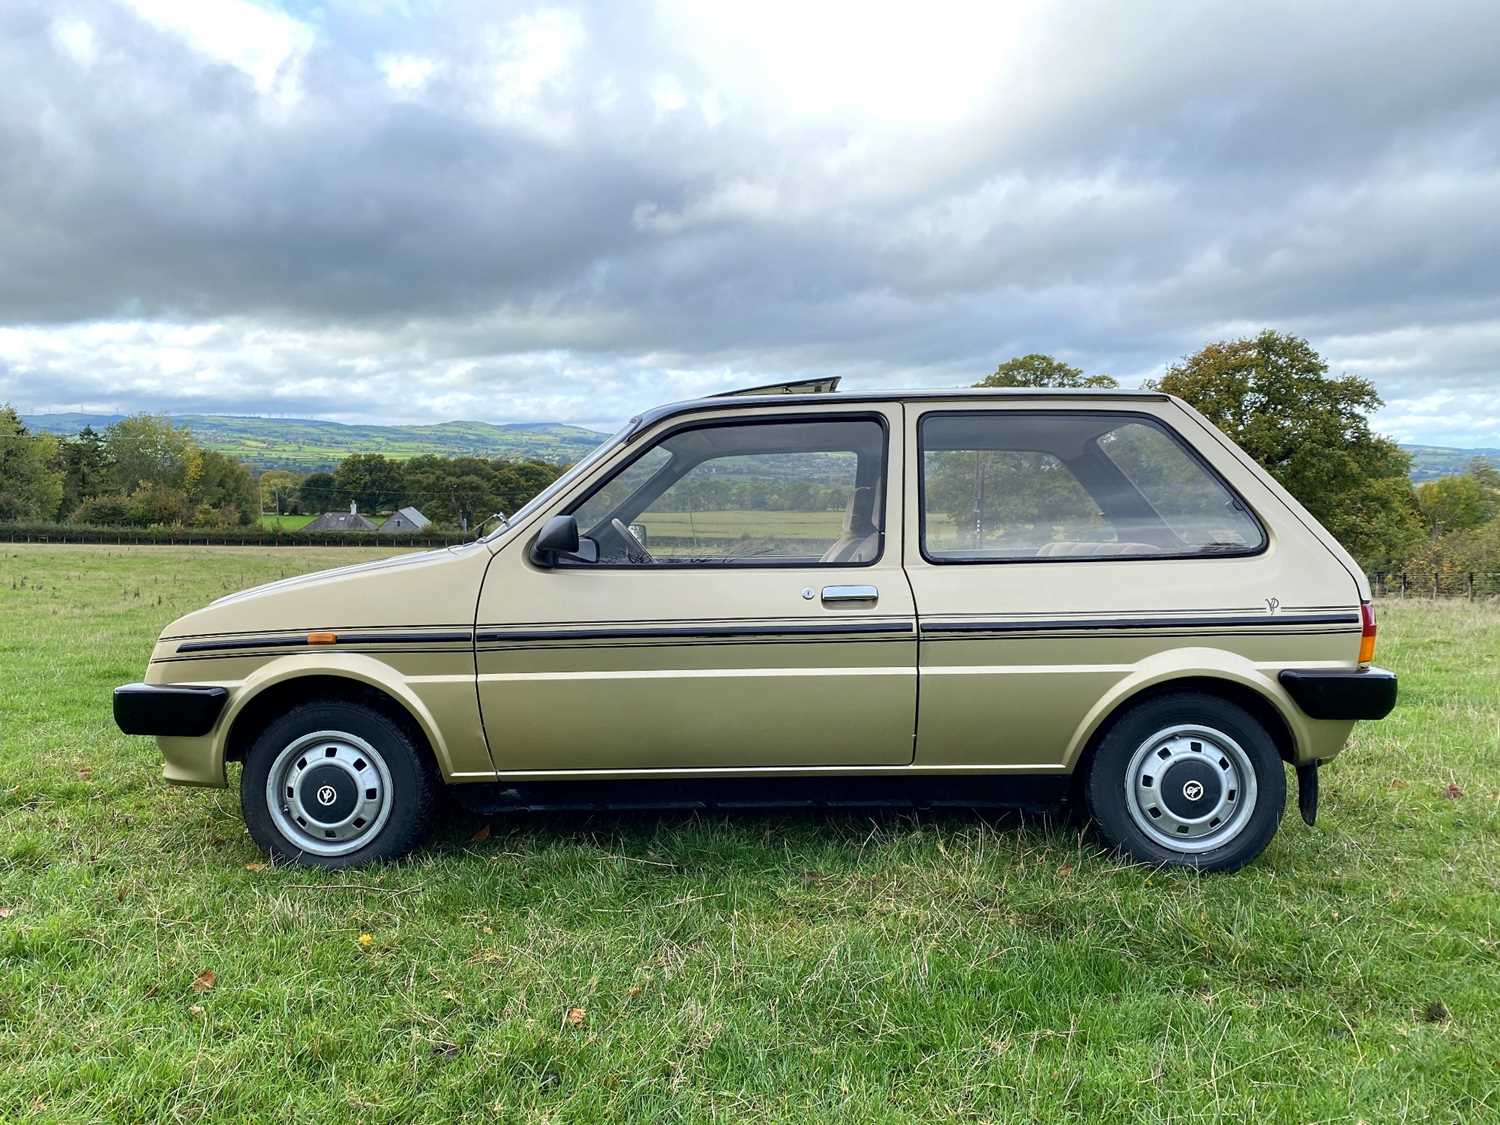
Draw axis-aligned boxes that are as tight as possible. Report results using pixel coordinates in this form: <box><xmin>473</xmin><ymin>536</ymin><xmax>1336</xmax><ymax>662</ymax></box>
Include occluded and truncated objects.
<box><xmin>1124</xmin><ymin>723</ymin><xmax>1258</xmax><ymax>854</ymax></box>
<box><xmin>266</xmin><ymin>730</ymin><xmax>393</xmax><ymax>857</ymax></box>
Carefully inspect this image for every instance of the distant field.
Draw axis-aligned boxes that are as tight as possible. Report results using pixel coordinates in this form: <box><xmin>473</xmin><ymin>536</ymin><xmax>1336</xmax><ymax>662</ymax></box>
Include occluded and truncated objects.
<box><xmin>0</xmin><ymin>544</ymin><xmax>1496</xmax><ymax>1121</ymax></box>
<box><xmin>637</xmin><ymin>509</ymin><xmax>960</xmax><ymax>542</ymax></box>
<box><xmin>255</xmin><ymin>513</ymin><xmax>315</xmax><ymax>531</ymax></box>
<box><xmin>638</xmin><ymin>509</ymin><xmax>845</xmax><ymax>552</ymax></box>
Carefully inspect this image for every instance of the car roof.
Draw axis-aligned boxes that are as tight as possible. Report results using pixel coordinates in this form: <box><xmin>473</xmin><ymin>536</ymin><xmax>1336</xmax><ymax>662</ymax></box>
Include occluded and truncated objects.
<box><xmin>626</xmin><ymin>386</ymin><xmax>1172</xmax><ymax>439</ymax></box>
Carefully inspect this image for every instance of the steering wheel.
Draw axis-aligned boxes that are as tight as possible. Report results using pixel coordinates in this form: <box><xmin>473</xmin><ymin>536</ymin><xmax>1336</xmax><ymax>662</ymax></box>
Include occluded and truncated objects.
<box><xmin>611</xmin><ymin>518</ymin><xmax>655</xmax><ymax>564</ymax></box>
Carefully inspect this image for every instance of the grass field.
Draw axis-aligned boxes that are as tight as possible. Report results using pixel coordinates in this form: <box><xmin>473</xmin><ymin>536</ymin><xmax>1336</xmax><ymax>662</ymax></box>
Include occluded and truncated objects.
<box><xmin>255</xmin><ymin>513</ymin><xmax>316</xmax><ymax>531</ymax></box>
<box><xmin>1</xmin><ymin>544</ymin><xmax>1496</xmax><ymax>1122</ymax></box>
<box><xmin>640</xmin><ymin>509</ymin><xmax>846</xmax><ymax>540</ymax></box>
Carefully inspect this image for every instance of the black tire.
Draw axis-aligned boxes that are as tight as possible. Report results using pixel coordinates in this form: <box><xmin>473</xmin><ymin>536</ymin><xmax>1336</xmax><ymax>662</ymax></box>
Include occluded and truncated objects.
<box><xmin>241</xmin><ymin>699</ymin><xmax>437</xmax><ymax>869</ymax></box>
<box><xmin>1084</xmin><ymin>692</ymin><xmax>1286</xmax><ymax>872</ymax></box>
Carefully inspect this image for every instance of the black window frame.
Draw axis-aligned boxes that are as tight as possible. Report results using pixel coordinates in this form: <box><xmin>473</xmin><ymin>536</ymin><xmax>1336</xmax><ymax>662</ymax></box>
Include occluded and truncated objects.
<box><xmin>915</xmin><ymin>409</ymin><xmax>1269</xmax><ymax>566</ymax></box>
<box><xmin>547</xmin><ymin>411</ymin><xmax>892</xmax><ymax>571</ymax></box>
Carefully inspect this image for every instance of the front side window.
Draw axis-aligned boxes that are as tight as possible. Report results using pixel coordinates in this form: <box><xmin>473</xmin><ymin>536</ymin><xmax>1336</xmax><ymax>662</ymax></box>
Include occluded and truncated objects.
<box><xmin>566</xmin><ymin>416</ymin><xmax>886</xmax><ymax>566</ymax></box>
<box><xmin>919</xmin><ymin>412</ymin><xmax>1264</xmax><ymax>562</ymax></box>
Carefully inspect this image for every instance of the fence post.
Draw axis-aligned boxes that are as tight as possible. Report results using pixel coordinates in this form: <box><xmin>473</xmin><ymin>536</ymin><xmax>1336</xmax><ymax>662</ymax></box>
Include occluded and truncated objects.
<box><xmin>1469</xmin><ymin>572</ymin><xmax>1475</xmax><ymax>601</ymax></box>
<box><xmin>1400</xmin><ymin>572</ymin><xmax>1408</xmax><ymax>598</ymax></box>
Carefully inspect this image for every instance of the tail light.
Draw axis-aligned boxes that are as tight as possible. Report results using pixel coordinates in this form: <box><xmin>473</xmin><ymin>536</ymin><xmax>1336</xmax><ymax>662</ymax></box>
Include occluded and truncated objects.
<box><xmin>1358</xmin><ymin>601</ymin><xmax>1376</xmax><ymax>665</ymax></box>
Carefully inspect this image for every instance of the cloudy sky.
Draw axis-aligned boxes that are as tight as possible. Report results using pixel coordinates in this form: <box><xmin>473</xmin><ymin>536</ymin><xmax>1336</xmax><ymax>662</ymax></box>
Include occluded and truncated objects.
<box><xmin>3</xmin><ymin>1</ymin><xmax>1499</xmax><ymax>444</ymax></box>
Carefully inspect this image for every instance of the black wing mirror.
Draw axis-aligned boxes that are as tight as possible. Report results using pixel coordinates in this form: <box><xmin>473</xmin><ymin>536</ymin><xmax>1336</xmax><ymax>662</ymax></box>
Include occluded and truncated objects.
<box><xmin>532</xmin><ymin>514</ymin><xmax>598</xmax><ymax>566</ymax></box>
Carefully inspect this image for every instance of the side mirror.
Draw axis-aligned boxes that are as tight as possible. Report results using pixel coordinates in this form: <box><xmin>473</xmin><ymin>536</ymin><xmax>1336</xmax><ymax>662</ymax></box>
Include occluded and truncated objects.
<box><xmin>532</xmin><ymin>514</ymin><xmax>598</xmax><ymax>566</ymax></box>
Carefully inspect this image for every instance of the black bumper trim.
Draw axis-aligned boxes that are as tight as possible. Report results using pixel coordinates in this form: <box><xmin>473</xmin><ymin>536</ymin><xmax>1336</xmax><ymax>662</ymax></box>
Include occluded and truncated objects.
<box><xmin>113</xmin><ymin>683</ymin><xmax>229</xmax><ymax>737</ymax></box>
<box><xmin>1278</xmin><ymin>667</ymin><xmax>1397</xmax><ymax>721</ymax></box>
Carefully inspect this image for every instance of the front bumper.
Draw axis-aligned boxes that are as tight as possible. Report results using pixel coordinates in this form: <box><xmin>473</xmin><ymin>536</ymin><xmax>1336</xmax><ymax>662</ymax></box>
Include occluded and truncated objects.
<box><xmin>1278</xmin><ymin>666</ymin><xmax>1397</xmax><ymax>721</ymax></box>
<box><xmin>113</xmin><ymin>683</ymin><xmax>229</xmax><ymax>737</ymax></box>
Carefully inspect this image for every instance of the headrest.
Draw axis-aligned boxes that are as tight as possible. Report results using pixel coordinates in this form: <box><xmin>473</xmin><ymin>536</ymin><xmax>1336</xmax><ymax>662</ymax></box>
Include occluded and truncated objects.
<box><xmin>843</xmin><ymin>486</ymin><xmax>875</xmax><ymax>536</ymax></box>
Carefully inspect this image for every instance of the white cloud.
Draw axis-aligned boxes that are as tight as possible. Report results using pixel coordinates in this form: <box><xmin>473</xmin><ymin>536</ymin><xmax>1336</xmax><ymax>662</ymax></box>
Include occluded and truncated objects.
<box><xmin>649</xmin><ymin>73</ymin><xmax>686</xmax><ymax>116</ymax></box>
<box><xmin>479</xmin><ymin>6</ymin><xmax>585</xmax><ymax>142</ymax></box>
<box><xmin>123</xmin><ymin>0</ymin><xmax>315</xmax><ymax>103</ymax></box>
<box><xmin>50</xmin><ymin>18</ymin><xmax>99</xmax><ymax>68</ymax></box>
<box><xmin>378</xmin><ymin>53</ymin><xmax>440</xmax><ymax>95</ymax></box>
<box><xmin>653</xmin><ymin>0</ymin><xmax>1027</xmax><ymax>127</ymax></box>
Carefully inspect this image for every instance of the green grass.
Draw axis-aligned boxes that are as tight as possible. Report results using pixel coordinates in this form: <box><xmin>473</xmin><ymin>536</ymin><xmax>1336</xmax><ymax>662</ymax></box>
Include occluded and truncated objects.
<box><xmin>255</xmin><ymin>513</ymin><xmax>316</xmax><ymax>531</ymax></box>
<box><xmin>1</xmin><ymin>545</ymin><xmax>1496</xmax><ymax>1122</ymax></box>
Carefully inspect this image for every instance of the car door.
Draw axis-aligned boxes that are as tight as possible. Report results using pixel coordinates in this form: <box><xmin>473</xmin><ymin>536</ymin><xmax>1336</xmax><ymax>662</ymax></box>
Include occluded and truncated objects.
<box><xmin>474</xmin><ymin>404</ymin><xmax>917</xmax><ymax>772</ymax></box>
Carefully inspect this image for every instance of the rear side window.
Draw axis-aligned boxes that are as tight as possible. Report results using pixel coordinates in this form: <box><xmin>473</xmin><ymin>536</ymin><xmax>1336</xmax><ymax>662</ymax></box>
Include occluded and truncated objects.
<box><xmin>919</xmin><ymin>412</ymin><xmax>1265</xmax><ymax>562</ymax></box>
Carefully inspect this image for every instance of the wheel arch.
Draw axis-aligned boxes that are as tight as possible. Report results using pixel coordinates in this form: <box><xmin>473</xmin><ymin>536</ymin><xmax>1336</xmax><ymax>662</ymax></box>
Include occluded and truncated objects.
<box><xmin>219</xmin><ymin>658</ymin><xmax>450</xmax><ymax>779</ymax></box>
<box><xmin>1065</xmin><ymin>654</ymin><xmax>1303</xmax><ymax>786</ymax></box>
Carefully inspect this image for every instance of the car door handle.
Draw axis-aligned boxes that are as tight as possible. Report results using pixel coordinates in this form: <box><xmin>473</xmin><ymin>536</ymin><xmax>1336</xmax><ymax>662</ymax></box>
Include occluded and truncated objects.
<box><xmin>821</xmin><ymin>585</ymin><xmax>878</xmax><ymax>603</ymax></box>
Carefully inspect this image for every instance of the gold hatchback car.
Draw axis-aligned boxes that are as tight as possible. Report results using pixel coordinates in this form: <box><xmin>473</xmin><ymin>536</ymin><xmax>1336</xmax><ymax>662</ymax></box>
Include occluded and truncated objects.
<box><xmin>115</xmin><ymin>382</ymin><xmax>1396</xmax><ymax>871</ymax></box>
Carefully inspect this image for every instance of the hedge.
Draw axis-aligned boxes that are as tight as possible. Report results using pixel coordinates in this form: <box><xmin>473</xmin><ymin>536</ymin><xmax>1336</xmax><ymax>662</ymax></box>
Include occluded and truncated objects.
<box><xmin>0</xmin><ymin>523</ymin><xmax>471</xmax><ymax>548</ymax></box>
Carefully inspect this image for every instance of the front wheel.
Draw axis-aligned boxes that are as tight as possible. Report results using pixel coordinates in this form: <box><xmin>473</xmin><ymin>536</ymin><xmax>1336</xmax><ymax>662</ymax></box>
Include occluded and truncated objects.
<box><xmin>1085</xmin><ymin>692</ymin><xmax>1286</xmax><ymax>872</ymax></box>
<box><xmin>241</xmin><ymin>700</ymin><xmax>436</xmax><ymax>868</ymax></box>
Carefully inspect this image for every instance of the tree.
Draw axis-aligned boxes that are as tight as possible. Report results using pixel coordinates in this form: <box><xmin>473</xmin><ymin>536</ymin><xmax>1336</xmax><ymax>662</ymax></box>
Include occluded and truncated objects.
<box><xmin>57</xmin><ymin>425</ymin><xmax>111</xmax><ymax>517</ymax></box>
<box><xmin>258</xmin><ymin>469</ymin><xmax>305</xmax><ymax>516</ymax></box>
<box><xmin>492</xmin><ymin>458</ymin><xmax>564</xmax><ymax>513</ymax></box>
<box><xmin>194</xmin><ymin>450</ymin><xmax>258</xmax><ymax>525</ymax></box>
<box><xmin>1416</xmin><ymin>472</ymin><xmax>1496</xmax><ymax>534</ymax></box>
<box><xmin>0</xmin><ymin>405</ymin><xmax>65</xmax><ymax>521</ymax></box>
<box><xmin>1150</xmin><ymin>330</ymin><xmax>1423</xmax><ymax>569</ymax></box>
<box><xmin>299</xmin><ymin>472</ymin><xmax>337</xmax><ymax>513</ymax></box>
<box><xmin>334</xmin><ymin>453</ymin><xmax>404</xmax><ymax>513</ymax></box>
<box><xmin>1465</xmin><ymin>457</ymin><xmax>1500</xmax><ymax>495</ymax></box>
<box><xmin>976</xmin><ymin>354</ymin><xmax>1118</xmax><ymax>389</ymax></box>
<box><xmin>104</xmin><ymin>415</ymin><xmax>202</xmax><ymax>493</ymax></box>
<box><xmin>128</xmin><ymin>480</ymin><xmax>192</xmax><ymax>526</ymax></box>
<box><xmin>71</xmin><ymin>494</ymin><xmax>136</xmax><ymax>526</ymax></box>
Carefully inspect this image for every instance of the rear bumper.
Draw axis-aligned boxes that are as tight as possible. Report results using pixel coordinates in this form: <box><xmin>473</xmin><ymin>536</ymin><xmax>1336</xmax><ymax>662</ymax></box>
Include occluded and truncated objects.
<box><xmin>113</xmin><ymin>683</ymin><xmax>229</xmax><ymax>737</ymax></box>
<box><xmin>1278</xmin><ymin>666</ymin><xmax>1397</xmax><ymax>721</ymax></box>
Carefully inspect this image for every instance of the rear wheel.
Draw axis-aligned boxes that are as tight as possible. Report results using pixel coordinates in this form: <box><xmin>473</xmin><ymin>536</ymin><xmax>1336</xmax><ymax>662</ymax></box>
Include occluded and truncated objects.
<box><xmin>241</xmin><ymin>700</ymin><xmax>436</xmax><ymax>868</ymax></box>
<box><xmin>1085</xmin><ymin>692</ymin><xmax>1285</xmax><ymax>872</ymax></box>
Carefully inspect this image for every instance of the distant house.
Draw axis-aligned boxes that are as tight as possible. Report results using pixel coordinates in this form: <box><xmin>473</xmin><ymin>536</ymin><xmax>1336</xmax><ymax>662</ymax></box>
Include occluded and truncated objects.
<box><xmin>303</xmin><ymin>502</ymin><xmax>377</xmax><ymax>533</ymax></box>
<box><xmin>379</xmin><ymin>506</ymin><xmax>432</xmax><ymax>534</ymax></box>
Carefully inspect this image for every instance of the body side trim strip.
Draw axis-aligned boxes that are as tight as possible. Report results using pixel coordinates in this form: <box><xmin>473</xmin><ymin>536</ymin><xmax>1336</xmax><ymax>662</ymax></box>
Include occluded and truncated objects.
<box><xmin>479</xmin><ymin>666</ymin><xmax>916</xmax><ymax>682</ymax></box>
<box><xmin>175</xmin><ymin>630</ymin><xmax>473</xmax><ymax>654</ymax></box>
<box><xmin>476</xmin><ymin>621</ymin><xmax>915</xmax><ymax>643</ymax></box>
<box><xmin>919</xmin><ymin>612</ymin><xmax>1358</xmax><ymax>634</ymax></box>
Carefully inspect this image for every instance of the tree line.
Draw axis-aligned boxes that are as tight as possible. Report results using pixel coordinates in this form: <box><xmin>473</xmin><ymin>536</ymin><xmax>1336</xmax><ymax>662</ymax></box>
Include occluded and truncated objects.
<box><xmin>1</xmin><ymin>409</ymin><xmax>259</xmax><ymax>528</ymax></box>
<box><xmin>0</xmin><ymin>409</ymin><xmax>569</xmax><ymax>532</ymax></box>
<box><xmin>260</xmin><ymin>453</ymin><xmax>566</xmax><ymax>529</ymax></box>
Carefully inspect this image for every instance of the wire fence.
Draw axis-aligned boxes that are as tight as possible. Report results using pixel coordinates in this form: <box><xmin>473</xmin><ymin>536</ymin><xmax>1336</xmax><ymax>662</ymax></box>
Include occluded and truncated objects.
<box><xmin>1368</xmin><ymin>571</ymin><xmax>1500</xmax><ymax>599</ymax></box>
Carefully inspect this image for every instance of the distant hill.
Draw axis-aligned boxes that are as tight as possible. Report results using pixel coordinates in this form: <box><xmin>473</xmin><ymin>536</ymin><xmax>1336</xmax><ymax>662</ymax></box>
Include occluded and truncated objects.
<box><xmin>22</xmin><ymin>412</ymin><xmax>608</xmax><ymax>472</ymax></box>
<box><xmin>1402</xmin><ymin>444</ymin><xmax>1500</xmax><ymax>483</ymax></box>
